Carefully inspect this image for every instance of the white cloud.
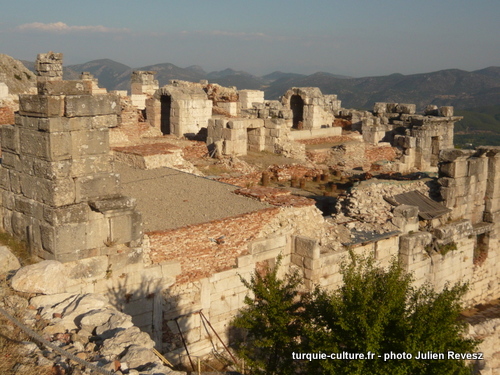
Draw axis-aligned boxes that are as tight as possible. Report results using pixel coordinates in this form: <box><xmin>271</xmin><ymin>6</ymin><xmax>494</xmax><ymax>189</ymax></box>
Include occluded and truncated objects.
<box><xmin>17</xmin><ymin>22</ymin><xmax>129</xmax><ymax>33</ymax></box>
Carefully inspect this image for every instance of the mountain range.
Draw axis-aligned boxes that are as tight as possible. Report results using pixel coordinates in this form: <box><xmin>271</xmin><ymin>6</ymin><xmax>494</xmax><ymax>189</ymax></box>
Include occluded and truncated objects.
<box><xmin>8</xmin><ymin>56</ymin><xmax>500</xmax><ymax>146</ymax></box>
<box><xmin>16</xmin><ymin>57</ymin><xmax>500</xmax><ymax>112</ymax></box>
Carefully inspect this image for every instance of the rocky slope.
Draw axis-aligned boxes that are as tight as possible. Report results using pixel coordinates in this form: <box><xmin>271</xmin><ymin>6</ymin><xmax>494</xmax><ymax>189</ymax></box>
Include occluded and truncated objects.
<box><xmin>0</xmin><ymin>54</ymin><xmax>36</xmax><ymax>94</ymax></box>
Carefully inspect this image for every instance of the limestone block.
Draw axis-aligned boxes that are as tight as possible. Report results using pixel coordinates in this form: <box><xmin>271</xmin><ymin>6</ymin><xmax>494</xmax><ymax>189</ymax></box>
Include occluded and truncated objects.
<box><xmin>18</xmin><ymin>95</ymin><xmax>64</xmax><ymax>117</ymax></box>
<box><xmin>11</xmin><ymin>261</ymin><xmax>69</xmax><ymax>294</ymax></box>
<box><xmin>295</xmin><ymin>236</ymin><xmax>320</xmax><ymax>259</ymax></box>
<box><xmin>69</xmin><ymin>155</ymin><xmax>113</xmax><ymax>177</ymax></box>
<box><xmin>468</xmin><ymin>157</ymin><xmax>488</xmax><ymax>180</ymax></box>
<box><xmin>439</xmin><ymin>106</ymin><xmax>454</xmax><ymax>117</ymax></box>
<box><xmin>434</xmin><ymin>220</ymin><xmax>473</xmax><ymax>240</ymax></box>
<box><xmin>373</xmin><ymin>103</ymin><xmax>387</xmax><ymax>114</ymax></box>
<box><xmin>222</xmin><ymin>127</ymin><xmax>246</xmax><ymax>141</ymax></box>
<box><xmin>1</xmin><ymin>125</ymin><xmax>19</xmax><ymax>153</ymax></box>
<box><xmin>2</xmin><ymin>208</ymin><xmax>13</xmax><ymax>232</ymax></box>
<box><xmin>1</xmin><ymin>152</ymin><xmax>20</xmax><ymax>170</ymax></box>
<box><xmin>65</xmin><ymin>94</ymin><xmax>120</xmax><ymax>117</ymax></box>
<box><xmin>19</xmin><ymin>175</ymin><xmax>76</xmax><ymax>207</ymax></box>
<box><xmin>397</xmin><ymin>104</ymin><xmax>416</xmax><ymax>114</ymax></box>
<box><xmin>74</xmin><ymin>173</ymin><xmax>120</xmax><ymax>202</ymax></box>
<box><xmin>19</xmin><ymin>129</ymin><xmax>72</xmax><ymax>161</ymax></box>
<box><xmin>439</xmin><ymin>149</ymin><xmax>474</xmax><ymax>163</ymax></box>
<box><xmin>2</xmin><ymin>190</ymin><xmax>15</xmax><ymax>210</ymax></box>
<box><xmin>0</xmin><ymin>246</ymin><xmax>21</xmax><ymax>274</ymax></box>
<box><xmin>37</xmin><ymin>80</ymin><xmax>92</xmax><ymax>96</ymax></box>
<box><xmin>399</xmin><ymin>232</ymin><xmax>432</xmax><ymax>256</ymax></box>
<box><xmin>71</xmin><ymin>129</ymin><xmax>109</xmax><ymax>157</ymax></box>
<box><xmin>0</xmin><ymin>167</ymin><xmax>10</xmax><ymax>191</ymax></box>
<box><xmin>108</xmin><ymin>211</ymin><xmax>137</xmax><ymax>244</ymax></box>
<box><xmin>43</xmin><ymin>203</ymin><xmax>90</xmax><ymax>225</ymax></box>
<box><xmin>439</xmin><ymin>160</ymin><xmax>468</xmax><ymax>178</ymax></box>
<box><xmin>14</xmin><ymin>195</ymin><xmax>43</xmax><ymax>219</ymax></box>
<box><xmin>0</xmin><ymin>82</ymin><xmax>8</xmax><ymax>99</ymax></box>
<box><xmin>32</xmin><ymin>159</ymin><xmax>71</xmax><ymax>180</ymax></box>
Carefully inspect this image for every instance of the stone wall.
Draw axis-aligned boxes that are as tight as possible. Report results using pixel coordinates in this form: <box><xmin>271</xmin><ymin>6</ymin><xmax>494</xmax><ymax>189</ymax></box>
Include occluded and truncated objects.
<box><xmin>0</xmin><ymin>52</ymin><xmax>142</xmax><ymax>262</ymax></box>
<box><xmin>147</xmin><ymin>84</ymin><xmax>212</xmax><ymax>137</ymax></box>
<box><xmin>363</xmin><ymin>102</ymin><xmax>460</xmax><ymax>172</ymax></box>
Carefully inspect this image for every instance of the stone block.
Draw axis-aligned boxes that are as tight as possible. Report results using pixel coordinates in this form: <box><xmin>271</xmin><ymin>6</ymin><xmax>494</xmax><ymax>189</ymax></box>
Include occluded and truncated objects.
<box><xmin>295</xmin><ymin>236</ymin><xmax>320</xmax><ymax>259</ymax></box>
<box><xmin>250</xmin><ymin>236</ymin><xmax>287</xmax><ymax>254</ymax></box>
<box><xmin>37</xmin><ymin>80</ymin><xmax>92</xmax><ymax>96</ymax></box>
<box><xmin>69</xmin><ymin>155</ymin><xmax>113</xmax><ymax>177</ymax></box>
<box><xmin>15</xmin><ymin>114</ymin><xmax>40</xmax><ymax>130</ymax></box>
<box><xmin>439</xmin><ymin>149</ymin><xmax>474</xmax><ymax>163</ymax></box>
<box><xmin>396</xmin><ymin>103</ymin><xmax>416</xmax><ymax>114</ymax></box>
<box><xmin>19</xmin><ymin>129</ymin><xmax>72</xmax><ymax>161</ymax></box>
<box><xmin>14</xmin><ymin>196</ymin><xmax>42</xmax><ymax>218</ymax></box>
<box><xmin>65</xmin><ymin>94</ymin><xmax>120</xmax><ymax>117</ymax></box>
<box><xmin>1</xmin><ymin>125</ymin><xmax>19</xmax><ymax>153</ymax></box>
<box><xmin>11</xmin><ymin>211</ymin><xmax>29</xmax><ymax>238</ymax></box>
<box><xmin>109</xmin><ymin>249</ymin><xmax>144</xmax><ymax>272</ymax></box>
<box><xmin>439</xmin><ymin>159</ymin><xmax>468</xmax><ymax>178</ymax></box>
<box><xmin>222</xmin><ymin>127</ymin><xmax>246</xmax><ymax>141</ymax></box>
<box><xmin>71</xmin><ymin>129</ymin><xmax>109</xmax><ymax>157</ymax></box>
<box><xmin>0</xmin><ymin>168</ymin><xmax>10</xmax><ymax>191</ymax></box>
<box><xmin>399</xmin><ymin>232</ymin><xmax>432</xmax><ymax>256</ymax></box>
<box><xmin>439</xmin><ymin>106</ymin><xmax>454</xmax><ymax>117</ymax></box>
<box><xmin>19</xmin><ymin>175</ymin><xmax>75</xmax><ymax>207</ymax></box>
<box><xmin>434</xmin><ymin>220</ymin><xmax>473</xmax><ymax>240</ymax></box>
<box><xmin>18</xmin><ymin>95</ymin><xmax>64</xmax><ymax>117</ymax></box>
<box><xmin>1</xmin><ymin>151</ymin><xmax>20</xmax><ymax>170</ymax></box>
<box><xmin>32</xmin><ymin>159</ymin><xmax>71</xmax><ymax>180</ymax></box>
<box><xmin>86</xmin><ymin>216</ymin><xmax>109</xmax><ymax>249</ymax></box>
<box><xmin>74</xmin><ymin>173</ymin><xmax>120</xmax><ymax>202</ymax></box>
<box><xmin>43</xmin><ymin>203</ymin><xmax>90</xmax><ymax>225</ymax></box>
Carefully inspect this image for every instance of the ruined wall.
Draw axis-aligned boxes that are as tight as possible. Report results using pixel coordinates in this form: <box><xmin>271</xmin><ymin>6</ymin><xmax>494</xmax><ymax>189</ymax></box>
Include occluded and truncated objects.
<box><xmin>0</xmin><ymin>52</ymin><xmax>142</xmax><ymax>262</ymax></box>
<box><xmin>147</xmin><ymin>85</ymin><xmax>212</xmax><ymax>137</ymax></box>
<box><xmin>281</xmin><ymin>87</ymin><xmax>340</xmax><ymax>130</ymax></box>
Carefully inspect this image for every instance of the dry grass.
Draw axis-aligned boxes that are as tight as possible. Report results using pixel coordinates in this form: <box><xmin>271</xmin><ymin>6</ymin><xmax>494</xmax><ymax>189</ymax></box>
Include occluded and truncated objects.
<box><xmin>0</xmin><ymin>230</ymin><xmax>37</xmax><ymax>266</ymax></box>
<box><xmin>0</xmin><ymin>279</ymin><xmax>52</xmax><ymax>375</ymax></box>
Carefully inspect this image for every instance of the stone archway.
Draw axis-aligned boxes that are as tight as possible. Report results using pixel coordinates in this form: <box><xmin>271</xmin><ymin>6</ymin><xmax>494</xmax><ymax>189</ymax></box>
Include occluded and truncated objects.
<box><xmin>290</xmin><ymin>94</ymin><xmax>304</xmax><ymax>129</ymax></box>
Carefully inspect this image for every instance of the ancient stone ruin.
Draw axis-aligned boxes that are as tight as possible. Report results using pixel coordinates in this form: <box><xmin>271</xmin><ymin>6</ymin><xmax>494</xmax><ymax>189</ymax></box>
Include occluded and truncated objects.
<box><xmin>1</xmin><ymin>53</ymin><xmax>500</xmax><ymax>373</ymax></box>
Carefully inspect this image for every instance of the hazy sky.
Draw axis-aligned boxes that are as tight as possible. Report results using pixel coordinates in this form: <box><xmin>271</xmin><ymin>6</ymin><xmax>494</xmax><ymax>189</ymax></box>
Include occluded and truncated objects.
<box><xmin>1</xmin><ymin>0</ymin><xmax>499</xmax><ymax>77</ymax></box>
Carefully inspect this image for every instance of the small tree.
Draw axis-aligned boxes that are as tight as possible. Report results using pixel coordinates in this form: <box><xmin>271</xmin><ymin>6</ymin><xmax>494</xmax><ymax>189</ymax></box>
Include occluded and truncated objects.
<box><xmin>231</xmin><ymin>256</ymin><xmax>306</xmax><ymax>375</ymax></box>
<box><xmin>232</xmin><ymin>253</ymin><xmax>479</xmax><ymax>375</ymax></box>
<box><xmin>304</xmin><ymin>254</ymin><xmax>478</xmax><ymax>375</ymax></box>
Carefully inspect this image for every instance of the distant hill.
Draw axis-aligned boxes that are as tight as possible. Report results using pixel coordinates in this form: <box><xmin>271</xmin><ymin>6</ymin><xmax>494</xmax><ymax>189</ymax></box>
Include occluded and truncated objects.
<box><xmin>264</xmin><ymin>68</ymin><xmax>500</xmax><ymax>110</ymax></box>
<box><xmin>64</xmin><ymin>59</ymin><xmax>132</xmax><ymax>91</ymax></box>
<box><xmin>14</xmin><ymin>55</ymin><xmax>500</xmax><ymax>114</ymax></box>
<box><xmin>0</xmin><ymin>54</ymin><xmax>36</xmax><ymax>94</ymax></box>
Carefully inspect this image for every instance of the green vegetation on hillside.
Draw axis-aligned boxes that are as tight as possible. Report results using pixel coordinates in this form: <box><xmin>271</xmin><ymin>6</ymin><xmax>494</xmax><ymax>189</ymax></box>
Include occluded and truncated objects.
<box><xmin>454</xmin><ymin>105</ymin><xmax>500</xmax><ymax>148</ymax></box>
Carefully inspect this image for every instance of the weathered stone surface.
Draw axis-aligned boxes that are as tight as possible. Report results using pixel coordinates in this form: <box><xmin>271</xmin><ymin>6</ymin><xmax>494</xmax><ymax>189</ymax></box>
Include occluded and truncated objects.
<box><xmin>101</xmin><ymin>326</ymin><xmax>154</xmax><ymax>357</ymax></box>
<box><xmin>120</xmin><ymin>344</ymin><xmax>162</xmax><ymax>369</ymax></box>
<box><xmin>37</xmin><ymin>80</ymin><xmax>92</xmax><ymax>96</ymax></box>
<box><xmin>65</xmin><ymin>94</ymin><xmax>120</xmax><ymax>117</ymax></box>
<box><xmin>11</xmin><ymin>260</ymin><xmax>68</xmax><ymax>294</ymax></box>
<box><xmin>18</xmin><ymin>95</ymin><xmax>64</xmax><ymax>117</ymax></box>
<box><xmin>0</xmin><ymin>246</ymin><xmax>21</xmax><ymax>274</ymax></box>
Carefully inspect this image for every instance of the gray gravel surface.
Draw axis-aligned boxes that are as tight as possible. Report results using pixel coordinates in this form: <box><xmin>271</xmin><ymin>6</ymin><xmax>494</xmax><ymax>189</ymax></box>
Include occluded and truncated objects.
<box><xmin>116</xmin><ymin>162</ymin><xmax>270</xmax><ymax>232</ymax></box>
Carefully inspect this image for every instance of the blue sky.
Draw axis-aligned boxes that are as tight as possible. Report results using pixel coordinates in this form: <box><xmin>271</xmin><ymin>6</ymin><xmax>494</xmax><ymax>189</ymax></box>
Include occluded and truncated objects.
<box><xmin>1</xmin><ymin>0</ymin><xmax>499</xmax><ymax>77</ymax></box>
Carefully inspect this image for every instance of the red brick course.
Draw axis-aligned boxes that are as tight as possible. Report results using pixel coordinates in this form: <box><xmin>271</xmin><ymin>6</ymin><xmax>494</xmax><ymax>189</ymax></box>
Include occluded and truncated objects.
<box><xmin>148</xmin><ymin>208</ymin><xmax>280</xmax><ymax>283</ymax></box>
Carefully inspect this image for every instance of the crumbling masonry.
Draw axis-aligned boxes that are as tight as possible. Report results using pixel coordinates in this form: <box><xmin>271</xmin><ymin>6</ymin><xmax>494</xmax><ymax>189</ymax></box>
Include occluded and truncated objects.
<box><xmin>2</xmin><ymin>53</ymin><xmax>500</xmax><ymax>370</ymax></box>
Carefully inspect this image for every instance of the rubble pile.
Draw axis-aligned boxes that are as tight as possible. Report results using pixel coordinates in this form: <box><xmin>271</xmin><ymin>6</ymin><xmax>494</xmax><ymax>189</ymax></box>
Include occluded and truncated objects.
<box><xmin>334</xmin><ymin>179</ymin><xmax>430</xmax><ymax>231</ymax></box>
<box><xmin>0</xmin><ymin>291</ymin><xmax>183</xmax><ymax>375</ymax></box>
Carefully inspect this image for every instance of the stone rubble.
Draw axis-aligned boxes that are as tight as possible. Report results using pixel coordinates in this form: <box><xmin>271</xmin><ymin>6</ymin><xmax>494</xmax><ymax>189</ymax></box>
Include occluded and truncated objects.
<box><xmin>0</xmin><ymin>289</ymin><xmax>185</xmax><ymax>375</ymax></box>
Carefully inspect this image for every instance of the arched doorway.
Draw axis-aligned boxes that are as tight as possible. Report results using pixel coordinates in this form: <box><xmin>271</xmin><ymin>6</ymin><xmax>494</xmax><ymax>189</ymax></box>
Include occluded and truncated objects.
<box><xmin>290</xmin><ymin>94</ymin><xmax>304</xmax><ymax>129</ymax></box>
<box><xmin>160</xmin><ymin>95</ymin><xmax>172</xmax><ymax>134</ymax></box>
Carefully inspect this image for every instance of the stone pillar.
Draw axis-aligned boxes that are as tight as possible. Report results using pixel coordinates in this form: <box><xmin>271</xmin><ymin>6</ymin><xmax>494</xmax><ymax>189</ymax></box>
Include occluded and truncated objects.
<box><xmin>0</xmin><ymin>52</ymin><xmax>142</xmax><ymax>262</ymax></box>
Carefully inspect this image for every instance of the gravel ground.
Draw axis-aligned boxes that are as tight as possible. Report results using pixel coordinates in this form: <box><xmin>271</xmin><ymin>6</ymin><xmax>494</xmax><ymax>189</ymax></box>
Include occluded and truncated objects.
<box><xmin>116</xmin><ymin>162</ymin><xmax>270</xmax><ymax>232</ymax></box>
